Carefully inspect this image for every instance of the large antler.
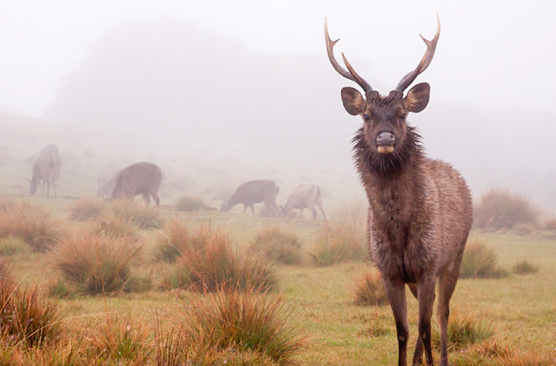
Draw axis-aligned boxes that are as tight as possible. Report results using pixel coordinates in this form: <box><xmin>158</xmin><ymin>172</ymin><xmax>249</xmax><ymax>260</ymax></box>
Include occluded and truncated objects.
<box><xmin>396</xmin><ymin>14</ymin><xmax>441</xmax><ymax>92</ymax></box>
<box><xmin>324</xmin><ymin>18</ymin><xmax>373</xmax><ymax>93</ymax></box>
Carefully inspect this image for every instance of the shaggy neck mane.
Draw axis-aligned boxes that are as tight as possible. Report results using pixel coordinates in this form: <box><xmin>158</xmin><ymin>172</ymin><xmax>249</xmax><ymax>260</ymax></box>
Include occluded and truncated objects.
<box><xmin>352</xmin><ymin>125</ymin><xmax>423</xmax><ymax>178</ymax></box>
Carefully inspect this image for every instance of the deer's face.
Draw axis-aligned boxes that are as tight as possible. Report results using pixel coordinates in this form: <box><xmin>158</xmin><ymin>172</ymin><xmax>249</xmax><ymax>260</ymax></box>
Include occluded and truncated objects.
<box><xmin>341</xmin><ymin>83</ymin><xmax>430</xmax><ymax>155</ymax></box>
<box><xmin>29</xmin><ymin>179</ymin><xmax>38</xmax><ymax>196</ymax></box>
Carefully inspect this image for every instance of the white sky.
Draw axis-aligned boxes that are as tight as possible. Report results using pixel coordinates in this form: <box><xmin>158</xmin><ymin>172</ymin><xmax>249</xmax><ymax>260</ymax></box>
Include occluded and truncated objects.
<box><xmin>1</xmin><ymin>0</ymin><xmax>555</xmax><ymax>116</ymax></box>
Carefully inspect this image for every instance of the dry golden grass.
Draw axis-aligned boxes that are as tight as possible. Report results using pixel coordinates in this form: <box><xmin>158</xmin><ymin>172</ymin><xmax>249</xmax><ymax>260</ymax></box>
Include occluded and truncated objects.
<box><xmin>50</xmin><ymin>230</ymin><xmax>144</xmax><ymax>295</ymax></box>
<box><xmin>352</xmin><ymin>268</ymin><xmax>388</xmax><ymax>306</ymax></box>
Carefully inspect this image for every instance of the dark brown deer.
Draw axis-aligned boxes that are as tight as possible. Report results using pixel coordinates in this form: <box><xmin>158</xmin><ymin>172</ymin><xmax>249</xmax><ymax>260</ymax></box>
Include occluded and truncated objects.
<box><xmin>112</xmin><ymin>162</ymin><xmax>162</xmax><ymax>207</ymax></box>
<box><xmin>29</xmin><ymin>154</ymin><xmax>57</xmax><ymax>198</ymax></box>
<box><xmin>280</xmin><ymin>184</ymin><xmax>326</xmax><ymax>219</ymax></box>
<box><xmin>325</xmin><ymin>16</ymin><xmax>473</xmax><ymax>366</ymax></box>
<box><xmin>221</xmin><ymin>180</ymin><xmax>279</xmax><ymax>216</ymax></box>
<box><xmin>39</xmin><ymin>144</ymin><xmax>61</xmax><ymax>186</ymax></box>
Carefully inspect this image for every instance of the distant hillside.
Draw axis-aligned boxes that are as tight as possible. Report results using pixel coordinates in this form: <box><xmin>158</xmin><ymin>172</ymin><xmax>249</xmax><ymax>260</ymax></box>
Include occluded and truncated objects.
<box><xmin>41</xmin><ymin>17</ymin><xmax>556</xmax><ymax>212</ymax></box>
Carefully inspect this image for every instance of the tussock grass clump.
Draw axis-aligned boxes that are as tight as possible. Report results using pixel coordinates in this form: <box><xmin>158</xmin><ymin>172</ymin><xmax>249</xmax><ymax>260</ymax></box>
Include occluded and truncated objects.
<box><xmin>108</xmin><ymin>200</ymin><xmax>164</xmax><ymax>229</ymax></box>
<box><xmin>433</xmin><ymin>309</ymin><xmax>493</xmax><ymax>351</ymax></box>
<box><xmin>50</xmin><ymin>231</ymin><xmax>144</xmax><ymax>295</ymax></box>
<box><xmin>0</xmin><ymin>235</ymin><xmax>28</xmax><ymax>256</ymax></box>
<box><xmin>0</xmin><ymin>200</ymin><xmax>60</xmax><ymax>252</ymax></box>
<box><xmin>176</xmin><ymin>195</ymin><xmax>210</xmax><ymax>212</ymax></box>
<box><xmin>184</xmin><ymin>232</ymin><xmax>277</xmax><ymax>292</ymax></box>
<box><xmin>352</xmin><ymin>269</ymin><xmax>388</xmax><ymax>306</ymax></box>
<box><xmin>0</xmin><ymin>277</ymin><xmax>63</xmax><ymax>347</ymax></box>
<box><xmin>86</xmin><ymin>314</ymin><xmax>151</xmax><ymax>364</ymax></box>
<box><xmin>451</xmin><ymin>341</ymin><xmax>555</xmax><ymax>366</ymax></box>
<box><xmin>460</xmin><ymin>239</ymin><xmax>508</xmax><ymax>279</ymax></box>
<box><xmin>92</xmin><ymin>214</ymin><xmax>139</xmax><ymax>241</ymax></box>
<box><xmin>153</xmin><ymin>322</ymin><xmax>281</xmax><ymax>366</ymax></box>
<box><xmin>0</xmin><ymin>256</ymin><xmax>12</xmax><ymax>279</ymax></box>
<box><xmin>542</xmin><ymin>217</ymin><xmax>556</xmax><ymax>231</ymax></box>
<box><xmin>250</xmin><ymin>227</ymin><xmax>303</xmax><ymax>265</ymax></box>
<box><xmin>309</xmin><ymin>218</ymin><xmax>367</xmax><ymax>266</ymax></box>
<box><xmin>69</xmin><ymin>197</ymin><xmax>106</xmax><ymax>221</ymax></box>
<box><xmin>160</xmin><ymin>225</ymin><xmax>277</xmax><ymax>293</ymax></box>
<box><xmin>511</xmin><ymin>259</ymin><xmax>539</xmax><ymax>275</ymax></box>
<box><xmin>177</xmin><ymin>289</ymin><xmax>306</xmax><ymax>365</ymax></box>
<box><xmin>474</xmin><ymin>188</ymin><xmax>539</xmax><ymax>231</ymax></box>
<box><xmin>154</xmin><ymin>219</ymin><xmax>191</xmax><ymax>262</ymax></box>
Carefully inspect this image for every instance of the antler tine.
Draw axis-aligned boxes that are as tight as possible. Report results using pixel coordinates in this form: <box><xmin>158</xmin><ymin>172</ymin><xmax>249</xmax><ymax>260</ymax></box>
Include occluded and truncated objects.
<box><xmin>396</xmin><ymin>14</ymin><xmax>441</xmax><ymax>92</ymax></box>
<box><xmin>325</xmin><ymin>18</ymin><xmax>373</xmax><ymax>93</ymax></box>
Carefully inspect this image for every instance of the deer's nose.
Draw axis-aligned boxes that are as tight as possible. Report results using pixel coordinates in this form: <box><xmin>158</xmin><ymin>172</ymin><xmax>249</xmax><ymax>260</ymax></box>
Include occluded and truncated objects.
<box><xmin>376</xmin><ymin>132</ymin><xmax>396</xmax><ymax>146</ymax></box>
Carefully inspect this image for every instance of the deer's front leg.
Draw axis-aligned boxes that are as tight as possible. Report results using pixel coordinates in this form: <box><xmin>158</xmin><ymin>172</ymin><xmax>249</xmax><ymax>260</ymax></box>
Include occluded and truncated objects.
<box><xmin>383</xmin><ymin>278</ymin><xmax>409</xmax><ymax>366</ymax></box>
<box><xmin>414</xmin><ymin>275</ymin><xmax>436</xmax><ymax>366</ymax></box>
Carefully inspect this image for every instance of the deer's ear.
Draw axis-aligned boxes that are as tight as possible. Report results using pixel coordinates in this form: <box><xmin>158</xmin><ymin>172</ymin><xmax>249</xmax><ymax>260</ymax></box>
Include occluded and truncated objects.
<box><xmin>341</xmin><ymin>87</ymin><xmax>366</xmax><ymax>116</ymax></box>
<box><xmin>405</xmin><ymin>82</ymin><xmax>430</xmax><ymax>113</ymax></box>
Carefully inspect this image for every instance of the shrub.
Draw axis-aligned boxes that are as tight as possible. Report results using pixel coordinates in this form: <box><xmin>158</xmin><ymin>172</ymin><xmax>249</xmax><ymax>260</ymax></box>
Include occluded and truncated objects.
<box><xmin>161</xmin><ymin>225</ymin><xmax>277</xmax><ymax>293</ymax></box>
<box><xmin>69</xmin><ymin>198</ymin><xmax>106</xmax><ymax>221</ymax></box>
<box><xmin>474</xmin><ymin>188</ymin><xmax>539</xmax><ymax>231</ymax></box>
<box><xmin>0</xmin><ymin>235</ymin><xmax>28</xmax><ymax>257</ymax></box>
<box><xmin>309</xmin><ymin>219</ymin><xmax>367</xmax><ymax>266</ymax></box>
<box><xmin>511</xmin><ymin>259</ymin><xmax>539</xmax><ymax>275</ymax></box>
<box><xmin>108</xmin><ymin>200</ymin><xmax>164</xmax><ymax>229</ymax></box>
<box><xmin>176</xmin><ymin>195</ymin><xmax>210</xmax><ymax>212</ymax></box>
<box><xmin>177</xmin><ymin>289</ymin><xmax>306</xmax><ymax>365</ymax></box>
<box><xmin>0</xmin><ymin>201</ymin><xmax>60</xmax><ymax>252</ymax></box>
<box><xmin>0</xmin><ymin>277</ymin><xmax>63</xmax><ymax>347</ymax></box>
<box><xmin>250</xmin><ymin>227</ymin><xmax>303</xmax><ymax>265</ymax></box>
<box><xmin>86</xmin><ymin>314</ymin><xmax>151</xmax><ymax>364</ymax></box>
<box><xmin>460</xmin><ymin>238</ymin><xmax>508</xmax><ymax>279</ymax></box>
<box><xmin>50</xmin><ymin>231</ymin><xmax>143</xmax><ymax>295</ymax></box>
<box><xmin>433</xmin><ymin>308</ymin><xmax>493</xmax><ymax>351</ymax></box>
<box><xmin>352</xmin><ymin>269</ymin><xmax>388</xmax><ymax>306</ymax></box>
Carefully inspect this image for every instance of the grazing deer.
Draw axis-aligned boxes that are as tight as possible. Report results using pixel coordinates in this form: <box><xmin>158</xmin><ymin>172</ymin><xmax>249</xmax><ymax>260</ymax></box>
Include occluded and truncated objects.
<box><xmin>112</xmin><ymin>162</ymin><xmax>162</xmax><ymax>207</ymax></box>
<box><xmin>221</xmin><ymin>180</ymin><xmax>279</xmax><ymax>216</ymax></box>
<box><xmin>29</xmin><ymin>154</ymin><xmax>57</xmax><ymax>198</ymax></box>
<box><xmin>280</xmin><ymin>184</ymin><xmax>326</xmax><ymax>219</ymax></box>
<box><xmin>325</xmin><ymin>16</ymin><xmax>473</xmax><ymax>366</ymax></box>
<box><xmin>97</xmin><ymin>174</ymin><xmax>118</xmax><ymax>199</ymax></box>
<box><xmin>39</xmin><ymin>143</ymin><xmax>61</xmax><ymax>186</ymax></box>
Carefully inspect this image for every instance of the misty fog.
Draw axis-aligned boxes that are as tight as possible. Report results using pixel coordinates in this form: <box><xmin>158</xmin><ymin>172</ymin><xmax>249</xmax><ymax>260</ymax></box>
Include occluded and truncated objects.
<box><xmin>1</xmin><ymin>2</ymin><xmax>556</xmax><ymax>213</ymax></box>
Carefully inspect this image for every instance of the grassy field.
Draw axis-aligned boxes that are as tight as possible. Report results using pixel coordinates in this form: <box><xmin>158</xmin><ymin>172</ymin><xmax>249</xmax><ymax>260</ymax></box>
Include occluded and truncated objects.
<box><xmin>1</xmin><ymin>194</ymin><xmax>555</xmax><ymax>365</ymax></box>
<box><xmin>1</xmin><ymin>114</ymin><xmax>555</xmax><ymax>364</ymax></box>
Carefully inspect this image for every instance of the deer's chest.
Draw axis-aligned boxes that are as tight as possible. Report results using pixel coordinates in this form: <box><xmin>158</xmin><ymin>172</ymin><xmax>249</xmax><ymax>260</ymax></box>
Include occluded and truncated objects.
<box><xmin>367</xmin><ymin>187</ymin><xmax>433</xmax><ymax>282</ymax></box>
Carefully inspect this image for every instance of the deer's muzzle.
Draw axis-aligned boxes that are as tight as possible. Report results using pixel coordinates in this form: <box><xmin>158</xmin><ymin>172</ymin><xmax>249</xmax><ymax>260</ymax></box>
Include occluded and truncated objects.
<box><xmin>376</xmin><ymin>132</ymin><xmax>396</xmax><ymax>154</ymax></box>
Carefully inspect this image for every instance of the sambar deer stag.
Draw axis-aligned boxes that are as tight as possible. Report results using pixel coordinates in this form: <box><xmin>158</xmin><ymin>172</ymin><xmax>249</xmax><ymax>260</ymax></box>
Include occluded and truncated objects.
<box><xmin>112</xmin><ymin>162</ymin><xmax>162</xmax><ymax>207</ymax></box>
<box><xmin>221</xmin><ymin>180</ymin><xmax>279</xmax><ymax>216</ymax></box>
<box><xmin>325</xmin><ymin>15</ymin><xmax>472</xmax><ymax>366</ymax></box>
<box><xmin>280</xmin><ymin>184</ymin><xmax>326</xmax><ymax>219</ymax></box>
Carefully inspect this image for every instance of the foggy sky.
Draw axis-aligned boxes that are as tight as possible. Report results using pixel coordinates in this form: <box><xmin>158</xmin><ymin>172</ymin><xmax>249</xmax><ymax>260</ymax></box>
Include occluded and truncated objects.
<box><xmin>1</xmin><ymin>1</ymin><xmax>556</xmax><ymax>116</ymax></box>
<box><xmin>2</xmin><ymin>1</ymin><xmax>556</xmax><ymax>212</ymax></box>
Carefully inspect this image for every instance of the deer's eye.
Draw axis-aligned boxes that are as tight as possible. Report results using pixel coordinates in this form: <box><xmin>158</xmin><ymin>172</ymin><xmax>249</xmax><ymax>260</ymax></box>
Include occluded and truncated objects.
<box><xmin>363</xmin><ymin>114</ymin><xmax>371</xmax><ymax>121</ymax></box>
<box><xmin>399</xmin><ymin>113</ymin><xmax>406</xmax><ymax>120</ymax></box>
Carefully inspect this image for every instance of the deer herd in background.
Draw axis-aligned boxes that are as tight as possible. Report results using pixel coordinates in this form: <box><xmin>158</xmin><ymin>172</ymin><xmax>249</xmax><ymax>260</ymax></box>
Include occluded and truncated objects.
<box><xmin>29</xmin><ymin>144</ymin><xmax>326</xmax><ymax>219</ymax></box>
